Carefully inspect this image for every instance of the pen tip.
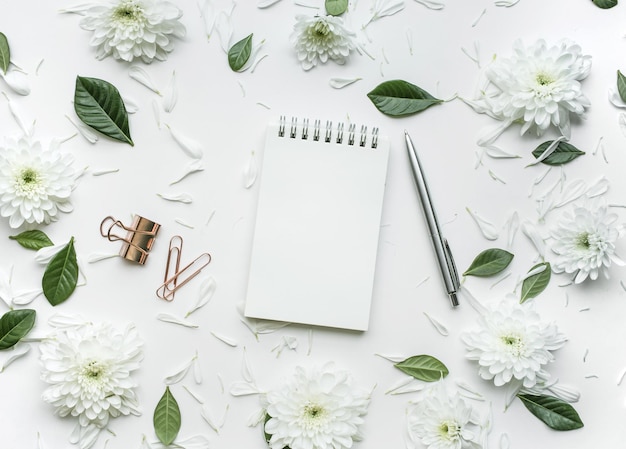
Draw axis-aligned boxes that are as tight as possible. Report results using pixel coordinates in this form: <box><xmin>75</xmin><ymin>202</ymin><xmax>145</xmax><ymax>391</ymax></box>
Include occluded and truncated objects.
<box><xmin>450</xmin><ymin>292</ymin><xmax>459</xmax><ymax>307</ymax></box>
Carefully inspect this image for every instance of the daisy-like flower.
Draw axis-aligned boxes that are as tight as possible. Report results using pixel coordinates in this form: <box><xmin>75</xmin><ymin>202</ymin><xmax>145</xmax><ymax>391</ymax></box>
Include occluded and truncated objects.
<box><xmin>76</xmin><ymin>0</ymin><xmax>186</xmax><ymax>63</ymax></box>
<box><xmin>291</xmin><ymin>15</ymin><xmax>357</xmax><ymax>71</ymax></box>
<box><xmin>469</xmin><ymin>39</ymin><xmax>591</xmax><ymax>141</ymax></box>
<box><xmin>0</xmin><ymin>137</ymin><xmax>77</xmax><ymax>229</ymax></box>
<box><xmin>462</xmin><ymin>297</ymin><xmax>566</xmax><ymax>391</ymax></box>
<box><xmin>39</xmin><ymin>321</ymin><xmax>143</xmax><ymax>449</ymax></box>
<box><xmin>264</xmin><ymin>362</ymin><xmax>370</xmax><ymax>449</ymax></box>
<box><xmin>407</xmin><ymin>382</ymin><xmax>486</xmax><ymax>449</ymax></box>
<box><xmin>550</xmin><ymin>200</ymin><xmax>625</xmax><ymax>283</ymax></box>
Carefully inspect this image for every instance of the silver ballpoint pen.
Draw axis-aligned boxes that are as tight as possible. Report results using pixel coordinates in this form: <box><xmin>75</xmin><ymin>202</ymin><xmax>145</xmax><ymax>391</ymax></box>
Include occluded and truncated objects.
<box><xmin>405</xmin><ymin>131</ymin><xmax>460</xmax><ymax>307</ymax></box>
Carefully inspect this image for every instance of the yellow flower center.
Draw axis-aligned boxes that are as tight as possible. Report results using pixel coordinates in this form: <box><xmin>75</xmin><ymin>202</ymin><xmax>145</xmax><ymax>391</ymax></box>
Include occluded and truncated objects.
<box><xmin>113</xmin><ymin>1</ymin><xmax>145</xmax><ymax>25</ymax></box>
<box><xmin>14</xmin><ymin>167</ymin><xmax>44</xmax><ymax>197</ymax></box>
<box><xmin>438</xmin><ymin>420</ymin><xmax>461</xmax><ymax>440</ymax></box>
<box><xmin>501</xmin><ymin>334</ymin><xmax>526</xmax><ymax>357</ymax></box>
<box><xmin>313</xmin><ymin>20</ymin><xmax>331</xmax><ymax>37</ymax></box>
<box><xmin>299</xmin><ymin>402</ymin><xmax>328</xmax><ymax>430</ymax></box>
<box><xmin>576</xmin><ymin>232</ymin><xmax>591</xmax><ymax>249</ymax></box>
<box><xmin>536</xmin><ymin>72</ymin><xmax>554</xmax><ymax>86</ymax></box>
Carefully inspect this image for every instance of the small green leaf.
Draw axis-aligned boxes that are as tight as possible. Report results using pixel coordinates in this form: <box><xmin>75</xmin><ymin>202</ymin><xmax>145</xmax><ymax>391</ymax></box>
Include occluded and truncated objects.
<box><xmin>532</xmin><ymin>141</ymin><xmax>585</xmax><ymax>165</ymax></box>
<box><xmin>592</xmin><ymin>0</ymin><xmax>617</xmax><ymax>8</ymax></box>
<box><xmin>74</xmin><ymin>75</ymin><xmax>133</xmax><ymax>146</ymax></box>
<box><xmin>0</xmin><ymin>309</ymin><xmax>36</xmax><ymax>350</ymax></box>
<box><xmin>325</xmin><ymin>0</ymin><xmax>348</xmax><ymax>15</ymax></box>
<box><xmin>42</xmin><ymin>237</ymin><xmax>78</xmax><ymax>306</ymax></box>
<box><xmin>518</xmin><ymin>394</ymin><xmax>584</xmax><ymax>431</ymax></box>
<box><xmin>367</xmin><ymin>80</ymin><xmax>443</xmax><ymax>117</ymax></box>
<box><xmin>228</xmin><ymin>34</ymin><xmax>253</xmax><ymax>71</ymax></box>
<box><xmin>0</xmin><ymin>32</ymin><xmax>9</xmax><ymax>75</ymax></box>
<box><xmin>394</xmin><ymin>355</ymin><xmax>449</xmax><ymax>382</ymax></box>
<box><xmin>154</xmin><ymin>386</ymin><xmax>181</xmax><ymax>446</ymax></box>
<box><xmin>463</xmin><ymin>248</ymin><xmax>514</xmax><ymax>277</ymax></box>
<box><xmin>9</xmin><ymin>230</ymin><xmax>54</xmax><ymax>250</ymax></box>
<box><xmin>520</xmin><ymin>262</ymin><xmax>551</xmax><ymax>304</ymax></box>
<box><xmin>617</xmin><ymin>70</ymin><xmax>626</xmax><ymax>103</ymax></box>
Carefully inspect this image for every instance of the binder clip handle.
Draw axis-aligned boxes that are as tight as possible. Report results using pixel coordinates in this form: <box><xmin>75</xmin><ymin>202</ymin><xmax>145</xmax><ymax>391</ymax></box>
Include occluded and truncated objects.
<box><xmin>100</xmin><ymin>215</ymin><xmax>161</xmax><ymax>265</ymax></box>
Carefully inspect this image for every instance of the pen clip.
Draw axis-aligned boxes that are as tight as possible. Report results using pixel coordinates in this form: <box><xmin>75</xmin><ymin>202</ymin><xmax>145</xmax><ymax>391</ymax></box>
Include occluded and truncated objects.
<box><xmin>443</xmin><ymin>238</ymin><xmax>461</xmax><ymax>296</ymax></box>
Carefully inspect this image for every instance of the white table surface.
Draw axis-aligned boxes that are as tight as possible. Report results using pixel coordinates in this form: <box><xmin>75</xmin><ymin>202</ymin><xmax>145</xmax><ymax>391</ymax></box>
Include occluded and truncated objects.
<box><xmin>2</xmin><ymin>0</ymin><xmax>626</xmax><ymax>448</ymax></box>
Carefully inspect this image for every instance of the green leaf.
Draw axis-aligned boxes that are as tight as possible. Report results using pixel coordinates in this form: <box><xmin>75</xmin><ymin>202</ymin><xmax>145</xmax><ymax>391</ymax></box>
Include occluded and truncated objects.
<box><xmin>42</xmin><ymin>237</ymin><xmax>78</xmax><ymax>306</ymax></box>
<box><xmin>0</xmin><ymin>32</ymin><xmax>9</xmax><ymax>75</ymax></box>
<box><xmin>0</xmin><ymin>309</ymin><xmax>36</xmax><ymax>350</ymax></box>
<box><xmin>518</xmin><ymin>394</ymin><xmax>584</xmax><ymax>431</ymax></box>
<box><xmin>463</xmin><ymin>248</ymin><xmax>514</xmax><ymax>277</ymax></box>
<box><xmin>228</xmin><ymin>34</ymin><xmax>253</xmax><ymax>71</ymax></box>
<box><xmin>154</xmin><ymin>386</ymin><xmax>181</xmax><ymax>446</ymax></box>
<box><xmin>617</xmin><ymin>70</ymin><xmax>626</xmax><ymax>103</ymax></box>
<box><xmin>520</xmin><ymin>262</ymin><xmax>551</xmax><ymax>304</ymax></box>
<box><xmin>325</xmin><ymin>0</ymin><xmax>348</xmax><ymax>15</ymax></box>
<box><xmin>9</xmin><ymin>230</ymin><xmax>54</xmax><ymax>250</ymax></box>
<box><xmin>592</xmin><ymin>0</ymin><xmax>617</xmax><ymax>8</ymax></box>
<box><xmin>394</xmin><ymin>355</ymin><xmax>449</xmax><ymax>382</ymax></box>
<box><xmin>367</xmin><ymin>80</ymin><xmax>443</xmax><ymax>117</ymax></box>
<box><xmin>531</xmin><ymin>140</ymin><xmax>585</xmax><ymax>165</ymax></box>
<box><xmin>74</xmin><ymin>75</ymin><xmax>133</xmax><ymax>146</ymax></box>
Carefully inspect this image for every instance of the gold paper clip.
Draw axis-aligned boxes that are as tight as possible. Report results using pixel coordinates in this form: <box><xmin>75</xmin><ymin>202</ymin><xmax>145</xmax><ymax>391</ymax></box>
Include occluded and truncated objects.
<box><xmin>156</xmin><ymin>235</ymin><xmax>212</xmax><ymax>301</ymax></box>
<box><xmin>100</xmin><ymin>215</ymin><xmax>161</xmax><ymax>265</ymax></box>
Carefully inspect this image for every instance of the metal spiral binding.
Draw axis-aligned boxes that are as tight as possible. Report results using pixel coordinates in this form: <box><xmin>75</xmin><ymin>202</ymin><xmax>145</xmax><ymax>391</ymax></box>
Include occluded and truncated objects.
<box><xmin>278</xmin><ymin>116</ymin><xmax>379</xmax><ymax>149</ymax></box>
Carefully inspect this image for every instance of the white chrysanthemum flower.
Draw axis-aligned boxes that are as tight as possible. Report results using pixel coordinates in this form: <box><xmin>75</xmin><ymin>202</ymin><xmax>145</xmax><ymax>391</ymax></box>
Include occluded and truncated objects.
<box><xmin>0</xmin><ymin>137</ymin><xmax>77</xmax><ymax>229</ymax></box>
<box><xmin>291</xmin><ymin>15</ymin><xmax>357</xmax><ymax>71</ymax></box>
<box><xmin>408</xmin><ymin>382</ymin><xmax>486</xmax><ymax>449</ymax></box>
<box><xmin>77</xmin><ymin>0</ymin><xmax>186</xmax><ymax>63</ymax></box>
<box><xmin>462</xmin><ymin>297</ymin><xmax>566</xmax><ymax>390</ymax></box>
<box><xmin>550</xmin><ymin>200</ymin><xmax>625</xmax><ymax>283</ymax></box>
<box><xmin>40</xmin><ymin>321</ymin><xmax>143</xmax><ymax>449</ymax></box>
<box><xmin>264</xmin><ymin>362</ymin><xmax>370</xmax><ymax>449</ymax></box>
<box><xmin>471</xmin><ymin>39</ymin><xmax>591</xmax><ymax>141</ymax></box>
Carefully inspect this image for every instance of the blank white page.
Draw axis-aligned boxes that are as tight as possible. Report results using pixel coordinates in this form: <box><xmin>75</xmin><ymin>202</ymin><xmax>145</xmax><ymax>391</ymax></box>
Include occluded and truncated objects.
<box><xmin>244</xmin><ymin>120</ymin><xmax>390</xmax><ymax>331</ymax></box>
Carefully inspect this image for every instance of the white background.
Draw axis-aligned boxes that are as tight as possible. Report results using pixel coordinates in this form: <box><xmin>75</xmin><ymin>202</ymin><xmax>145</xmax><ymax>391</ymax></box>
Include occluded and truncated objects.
<box><xmin>1</xmin><ymin>0</ymin><xmax>626</xmax><ymax>448</ymax></box>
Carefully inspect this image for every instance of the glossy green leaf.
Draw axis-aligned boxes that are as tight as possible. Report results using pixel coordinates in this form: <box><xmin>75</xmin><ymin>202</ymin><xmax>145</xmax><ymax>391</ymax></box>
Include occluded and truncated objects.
<box><xmin>326</xmin><ymin>0</ymin><xmax>348</xmax><ymax>15</ymax></box>
<box><xmin>228</xmin><ymin>34</ymin><xmax>253</xmax><ymax>71</ymax></box>
<box><xmin>154</xmin><ymin>386</ymin><xmax>181</xmax><ymax>446</ymax></box>
<box><xmin>367</xmin><ymin>80</ymin><xmax>442</xmax><ymax>117</ymax></box>
<box><xmin>592</xmin><ymin>0</ymin><xmax>617</xmax><ymax>8</ymax></box>
<box><xmin>42</xmin><ymin>237</ymin><xmax>78</xmax><ymax>306</ymax></box>
<box><xmin>9</xmin><ymin>230</ymin><xmax>54</xmax><ymax>250</ymax></box>
<box><xmin>74</xmin><ymin>75</ymin><xmax>133</xmax><ymax>145</ymax></box>
<box><xmin>0</xmin><ymin>32</ymin><xmax>9</xmax><ymax>75</ymax></box>
<box><xmin>518</xmin><ymin>394</ymin><xmax>584</xmax><ymax>430</ymax></box>
<box><xmin>0</xmin><ymin>309</ymin><xmax>36</xmax><ymax>350</ymax></box>
<box><xmin>463</xmin><ymin>248</ymin><xmax>514</xmax><ymax>277</ymax></box>
<box><xmin>520</xmin><ymin>262</ymin><xmax>551</xmax><ymax>304</ymax></box>
<box><xmin>394</xmin><ymin>355</ymin><xmax>449</xmax><ymax>382</ymax></box>
<box><xmin>618</xmin><ymin>70</ymin><xmax>626</xmax><ymax>103</ymax></box>
<box><xmin>532</xmin><ymin>141</ymin><xmax>585</xmax><ymax>165</ymax></box>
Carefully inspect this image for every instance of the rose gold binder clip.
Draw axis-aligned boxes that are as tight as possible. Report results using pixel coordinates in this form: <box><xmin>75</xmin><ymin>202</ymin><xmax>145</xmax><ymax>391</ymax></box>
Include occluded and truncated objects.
<box><xmin>156</xmin><ymin>235</ymin><xmax>212</xmax><ymax>301</ymax></box>
<box><xmin>100</xmin><ymin>215</ymin><xmax>161</xmax><ymax>265</ymax></box>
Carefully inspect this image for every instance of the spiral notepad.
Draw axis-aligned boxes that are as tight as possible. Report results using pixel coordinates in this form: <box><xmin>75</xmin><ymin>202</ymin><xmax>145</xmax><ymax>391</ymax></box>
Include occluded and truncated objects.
<box><xmin>244</xmin><ymin>117</ymin><xmax>390</xmax><ymax>331</ymax></box>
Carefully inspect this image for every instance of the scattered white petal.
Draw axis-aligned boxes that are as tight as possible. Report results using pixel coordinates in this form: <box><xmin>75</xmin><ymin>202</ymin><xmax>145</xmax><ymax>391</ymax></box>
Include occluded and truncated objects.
<box><xmin>0</xmin><ymin>68</ymin><xmax>30</xmax><ymax>95</ymax></box>
<box><xmin>170</xmin><ymin>159</ymin><xmax>205</xmax><ymax>185</ymax></box>
<box><xmin>617</xmin><ymin>368</ymin><xmax>626</xmax><ymax>386</ymax></box>
<box><xmin>205</xmin><ymin>209</ymin><xmax>216</xmax><ymax>225</ymax></box>
<box><xmin>413</xmin><ymin>0</ymin><xmax>444</xmax><ymax>10</ymax></box>
<box><xmin>229</xmin><ymin>381</ymin><xmax>262</xmax><ymax>396</ymax></box>
<box><xmin>92</xmin><ymin>168</ymin><xmax>119</xmax><ymax>176</ymax></box>
<box><xmin>174</xmin><ymin>218</ymin><xmax>195</xmax><ymax>229</ymax></box>
<box><xmin>586</xmin><ymin>176</ymin><xmax>610</xmax><ymax>198</ymax></box>
<box><xmin>241</xmin><ymin>347</ymin><xmax>255</xmax><ymax>383</ymax></box>
<box><xmin>256</xmin><ymin>102</ymin><xmax>271</xmax><ymax>109</ymax></box>
<box><xmin>152</xmin><ymin>98</ymin><xmax>161</xmax><ymax>129</ymax></box>
<box><xmin>128</xmin><ymin>66</ymin><xmax>161</xmax><ymax>94</ymax></box>
<box><xmin>547</xmin><ymin>382</ymin><xmax>580</xmax><ymax>402</ymax></box>
<box><xmin>157</xmin><ymin>192</ymin><xmax>193</xmax><ymax>204</ymax></box>
<box><xmin>251</xmin><ymin>54</ymin><xmax>269</xmax><ymax>73</ymax></box>
<box><xmin>406</xmin><ymin>29</ymin><xmax>413</xmax><ymax>55</ymax></box>
<box><xmin>608</xmin><ymin>88</ymin><xmax>626</xmax><ymax>108</ymax></box>
<box><xmin>201</xmin><ymin>404</ymin><xmax>221</xmax><ymax>433</ymax></box>
<box><xmin>526</xmin><ymin>136</ymin><xmax>566</xmax><ymax>167</ymax></box>
<box><xmin>66</xmin><ymin>115</ymin><xmax>99</xmax><ymax>143</ymax></box>
<box><xmin>87</xmin><ymin>252</ymin><xmax>119</xmax><ymax>263</ymax></box>
<box><xmin>504</xmin><ymin>211</ymin><xmax>519</xmax><ymax>249</ymax></box>
<box><xmin>460</xmin><ymin>286</ymin><xmax>488</xmax><ymax>315</ymax></box>
<box><xmin>387</xmin><ymin>379</ymin><xmax>425</xmax><ymax>395</ymax></box>
<box><xmin>11</xmin><ymin>288</ymin><xmax>42</xmax><ymax>305</ymax></box>
<box><xmin>156</xmin><ymin>313</ymin><xmax>198</xmax><ymax>328</ymax></box>
<box><xmin>35</xmin><ymin>243</ymin><xmax>67</xmax><ymax>265</ymax></box>
<box><xmin>210</xmin><ymin>330</ymin><xmax>238</xmax><ymax>347</ymax></box>
<box><xmin>466</xmin><ymin>207</ymin><xmax>499</xmax><ymax>240</ymax></box>
<box><xmin>499</xmin><ymin>433</ymin><xmax>510</xmax><ymax>449</ymax></box>
<box><xmin>293</xmin><ymin>0</ymin><xmax>319</xmax><ymax>7</ymax></box>
<box><xmin>157</xmin><ymin>435</ymin><xmax>210</xmax><ymax>449</ymax></box>
<box><xmin>483</xmin><ymin>144</ymin><xmax>520</xmax><ymax>159</ymax></box>
<box><xmin>271</xmin><ymin>335</ymin><xmax>299</xmax><ymax>357</ymax></box>
<box><xmin>384</xmin><ymin>376</ymin><xmax>413</xmax><ymax>394</ymax></box>
<box><xmin>554</xmin><ymin>179</ymin><xmax>587</xmax><ymax>208</ymax></box>
<box><xmin>585</xmin><ymin>374</ymin><xmax>599</xmax><ymax>379</ymax></box>
<box><xmin>583</xmin><ymin>348</ymin><xmax>589</xmax><ymax>363</ymax></box>
<box><xmin>619</xmin><ymin>113</ymin><xmax>626</xmax><ymax>137</ymax></box>
<box><xmin>3</xmin><ymin>93</ymin><xmax>33</xmax><ymax>135</ymax></box>
<box><xmin>48</xmin><ymin>313</ymin><xmax>91</xmax><ymax>329</ymax></box>
<box><xmin>255</xmin><ymin>320</ymin><xmax>290</xmax><ymax>333</ymax></box>
<box><xmin>58</xmin><ymin>4</ymin><xmax>93</xmax><ymax>13</ymax></box>
<box><xmin>162</xmin><ymin>71</ymin><xmax>178</xmax><ymax>113</ymax></box>
<box><xmin>579</xmin><ymin>307</ymin><xmax>590</xmax><ymax>312</ymax></box>
<box><xmin>258</xmin><ymin>0</ymin><xmax>283</xmax><ymax>6</ymax></box>
<box><xmin>488</xmin><ymin>169</ymin><xmax>506</xmax><ymax>184</ymax></box>
<box><xmin>185</xmin><ymin>276</ymin><xmax>217</xmax><ymax>317</ymax></box>
<box><xmin>455</xmin><ymin>380</ymin><xmax>485</xmax><ymax>401</ymax></box>
<box><xmin>494</xmin><ymin>0</ymin><xmax>520</xmax><ymax>6</ymax></box>
<box><xmin>329</xmin><ymin>77</ymin><xmax>362</xmax><ymax>89</ymax></box>
<box><xmin>247</xmin><ymin>407</ymin><xmax>267</xmax><ymax>427</ymax></box>
<box><xmin>0</xmin><ymin>343</ymin><xmax>31</xmax><ymax>372</ymax></box>
<box><xmin>121</xmin><ymin>95</ymin><xmax>139</xmax><ymax>113</ymax></box>
<box><xmin>423</xmin><ymin>312</ymin><xmax>449</xmax><ymax>336</ymax></box>
<box><xmin>307</xmin><ymin>328</ymin><xmax>313</xmax><ymax>356</ymax></box>
<box><xmin>166</xmin><ymin>124</ymin><xmax>204</xmax><ymax>159</ymax></box>
<box><xmin>199</xmin><ymin>0</ymin><xmax>216</xmax><ymax>40</ymax></box>
<box><xmin>243</xmin><ymin>152</ymin><xmax>258</xmax><ymax>189</ymax></box>
<box><xmin>374</xmin><ymin>353</ymin><xmax>406</xmax><ymax>363</ymax></box>
<box><xmin>239</xmin><ymin>40</ymin><xmax>266</xmax><ymax>72</ymax></box>
<box><xmin>364</xmin><ymin>0</ymin><xmax>405</xmax><ymax>27</ymax></box>
<box><xmin>472</xmin><ymin>8</ymin><xmax>486</xmax><ymax>27</ymax></box>
<box><xmin>217</xmin><ymin>373</ymin><xmax>225</xmax><ymax>393</ymax></box>
<box><xmin>193</xmin><ymin>356</ymin><xmax>203</xmax><ymax>384</ymax></box>
<box><xmin>183</xmin><ymin>384</ymin><xmax>206</xmax><ymax>403</ymax></box>
<box><xmin>164</xmin><ymin>356</ymin><xmax>195</xmax><ymax>385</ymax></box>
<box><xmin>521</xmin><ymin>220</ymin><xmax>546</xmax><ymax>259</ymax></box>
<box><xmin>215</xmin><ymin>6</ymin><xmax>235</xmax><ymax>52</ymax></box>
